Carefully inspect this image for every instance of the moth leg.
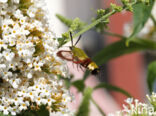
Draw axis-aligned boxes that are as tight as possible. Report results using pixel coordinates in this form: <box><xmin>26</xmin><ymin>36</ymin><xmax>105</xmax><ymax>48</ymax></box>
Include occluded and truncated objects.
<box><xmin>80</xmin><ymin>65</ymin><xmax>85</xmax><ymax>72</ymax></box>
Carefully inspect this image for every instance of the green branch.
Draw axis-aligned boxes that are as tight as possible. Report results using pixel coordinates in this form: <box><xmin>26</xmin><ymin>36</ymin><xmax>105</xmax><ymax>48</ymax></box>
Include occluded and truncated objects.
<box><xmin>73</xmin><ymin>10</ymin><xmax>116</xmax><ymax>38</ymax></box>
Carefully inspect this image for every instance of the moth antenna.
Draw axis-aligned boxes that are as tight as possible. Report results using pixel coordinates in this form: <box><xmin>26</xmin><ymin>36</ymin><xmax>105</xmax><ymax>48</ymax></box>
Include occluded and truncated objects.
<box><xmin>69</xmin><ymin>32</ymin><xmax>73</xmax><ymax>47</ymax></box>
<box><xmin>74</xmin><ymin>35</ymin><xmax>82</xmax><ymax>46</ymax></box>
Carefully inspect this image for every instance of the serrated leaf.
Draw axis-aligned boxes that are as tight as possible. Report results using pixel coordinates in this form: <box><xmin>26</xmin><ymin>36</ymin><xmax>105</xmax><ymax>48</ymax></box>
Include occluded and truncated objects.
<box><xmin>76</xmin><ymin>88</ymin><xmax>92</xmax><ymax>116</ymax></box>
<box><xmin>147</xmin><ymin>61</ymin><xmax>156</xmax><ymax>93</ymax></box>
<box><xmin>94</xmin><ymin>82</ymin><xmax>131</xmax><ymax>97</ymax></box>
<box><xmin>72</xmin><ymin>80</ymin><xmax>85</xmax><ymax>92</ymax></box>
<box><xmin>130</xmin><ymin>2</ymin><xmax>154</xmax><ymax>38</ymax></box>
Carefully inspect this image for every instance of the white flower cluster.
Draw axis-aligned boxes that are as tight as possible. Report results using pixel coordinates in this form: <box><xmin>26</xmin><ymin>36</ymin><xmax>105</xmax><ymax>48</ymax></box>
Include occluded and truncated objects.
<box><xmin>0</xmin><ymin>0</ymin><xmax>72</xmax><ymax>115</ymax></box>
<box><xmin>147</xmin><ymin>92</ymin><xmax>156</xmax><ymax>109</ymax></box>
<box><xmin>109</xmin><ymin>93</ymin><xmax>156</xmax><ymax>116</ymax></box>
<box><xmin>124</xmin><ymin>1</ymin><xmax>156</xmax><ymax>39</ymax></box>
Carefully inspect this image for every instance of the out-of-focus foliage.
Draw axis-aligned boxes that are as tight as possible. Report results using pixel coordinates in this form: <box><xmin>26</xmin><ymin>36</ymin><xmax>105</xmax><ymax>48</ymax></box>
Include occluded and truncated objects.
<box><xmin>130</xmin><ymin>2</ymin><xmax>154</xmax><ymax>38</ymax></box>
<box><xmin>76</xmin><ymin>88</ymin><xmax>92</xmax><ymax>116</ymax></box>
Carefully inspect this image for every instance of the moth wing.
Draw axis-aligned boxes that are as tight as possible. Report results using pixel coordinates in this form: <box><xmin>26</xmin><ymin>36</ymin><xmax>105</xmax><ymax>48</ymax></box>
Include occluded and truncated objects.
<box><xmin>57</xmin><ymin>50</ymin><xmax>73</xmax><ymax>61</ymax></box>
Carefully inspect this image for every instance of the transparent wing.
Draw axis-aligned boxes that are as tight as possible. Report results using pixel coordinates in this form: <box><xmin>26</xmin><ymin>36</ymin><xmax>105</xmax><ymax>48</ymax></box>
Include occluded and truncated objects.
<box><xmin>57</xmin><ymin>50</ymin><xmax>73</xmax><ymax>61</ymax></box>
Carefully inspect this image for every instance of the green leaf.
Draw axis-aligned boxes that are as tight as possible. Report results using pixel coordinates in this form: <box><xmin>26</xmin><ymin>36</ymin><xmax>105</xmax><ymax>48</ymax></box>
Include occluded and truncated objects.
<box><xmin>72</xmin><ymin>80</ymin><xmax>85</xmax><ymax>92</ymax></box>
<box><xmin>83</xmin><ymin>38</ymin><xmax>156</xmax><ymax>80</ymax></box>
<box><xmin>57</xmin><ymin>37</ymin><xmax>67</xmax><ymax>48</ymax></box>
<box><xmin>130</xmin><ymin>2</ymin><xmax>154</xmax><ymax>38</ymax></box>
<box><xmin>83</xmin><ymin>70</ymin><xmax>90</xmax><ymax>80</ymax></box>
<box><xmin>76</xmin><ymin>88</ymin><xmax>92</xmax><ymax>116</ymax></box>
<box><xmin>94</xmin><ymin>82</ymin><xmax>131</xmax><ymax>97</ymax></box>
<box><xmin>56</xmin><ymin>14</ymin><xmax>73</xmax><ymax>27</ymax></box>
<box><xmin>56</xmin><ymin>14</ymin><xmax>86</xmax><ymax>31</ymax></box>
<box><xmin>147</xmin><ymin>61</ymin><xmax>156</xmax><ymax>93</ymax></box>
<box><xmin>93</xmin><ymin>39</ymin><xmax>156</xmax><ymax>66</ymax></box>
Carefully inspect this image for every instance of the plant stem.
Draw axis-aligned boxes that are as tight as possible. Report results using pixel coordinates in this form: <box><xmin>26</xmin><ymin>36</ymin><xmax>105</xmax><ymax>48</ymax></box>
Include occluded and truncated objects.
<box><xmin>91</xmin><ymin>97</ymin><xmax>106</xmax><ymax>116</ymax></box>
<box><xmin>151</xmin><ymin>15</ymin><xmax>156</xmax><ymax>26</ymax></box>
<box><xmin>73</xmin><ymin>10</ymin><xmax>116</xmax><ymax>38</ymax></box>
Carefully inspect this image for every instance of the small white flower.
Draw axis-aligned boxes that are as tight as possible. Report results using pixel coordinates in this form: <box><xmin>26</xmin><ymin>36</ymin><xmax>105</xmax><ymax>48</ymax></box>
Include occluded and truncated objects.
<box><xmin>12</xmin><ymin>97</ymin><xmax>22</xmax><ymax>106</ymax></box>
<box><xmin>25</xmin><ymin>91</ymin><xmax>35</xmax><ymax>100</ymax></box>
<box><xmin>36</xmin><ymin>97</ymin><xmax>42</xmax><ymax>105</ymax></box>
<box><xmin>0</xmin><ymin>39</ymin><xmax>7</xmax><ymax>50</ymax></box>
<box><xmin>9</xmin><ymin>78</ymin><xmax>21</xmax><ymax>88</ymax></box>
<box><xmin>19</xmin><ymin>27</ymin><xmax>30</xmax><ymax>35</ymax></box>
<box><xmin>8</xmin><ymin>62</ymin><xmax>17</xmax><ymax>70</ymax></box>
<box><xmin>125</xmin><ymin>98</ymin><xmax>133</xmax><ymax>104</ymax></box>
<box><xmin>8</xmin><ymin>39</ymin><xmax>16</xmax><ymax>46</ymax></box>
<box><xmin>33</xmin><ymin>61</ymin><xmax>44</xmax><ymax>71</ymax></box>
<box><xmin>27</xmin><ymin>6</ymin><xmax>37</xmax><ymax>18</ymax></box>
<box><xmin>3</xmin><ymin>50</ymin><xmax>15</xmax><ymax>61</ymax></box>
<box><xmin>2</xmin><ymin>71</ymin><xmax>12</xmax><ymax>80</ymax></box>
<box><xmin>27</xmin><ymin>73</ymin><xmax>33</xmax><ymax>78</ymax></box>
<box><xmin>19</xmin><ymin>103</ymin><xmax>28</xmax><ymax>111</ymax></box>
<box><xmin>10</xmin><ymin>107</ymin><xmax>17</xmax><ymax>116</ymax></box>
<box><xmin>1</xmin><ymin>105</ymin><xmax>10</xmax><ymax>115</ymax></box>
<box><xmin>1</xmin><ymin>19</ymin><xmax>13</xmax><ymax>30</ymax></box>
<box><xmin>40</xmin><ymin>88</ymin><xmax>50</xmax><ymax>97</ymax></box>
<box><xmin>0</xmin><ymin>64</ymin><xmax>6</xmax><ymax>69</ymax></box>
<box><xmin>46</xmin><ymin>97</ymin><xmax>55</xmax><ymax>106</ymax></box>
<box><xmin>14</xmin><ymin>10</ymin><xmax>23</xmax><ymax>19</ymax></box>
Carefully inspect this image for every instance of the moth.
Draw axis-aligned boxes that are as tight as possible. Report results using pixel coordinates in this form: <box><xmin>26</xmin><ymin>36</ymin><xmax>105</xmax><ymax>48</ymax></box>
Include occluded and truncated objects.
<box><xmin>57</xmin><ymin>32</ymin><xmax>99</xmax><ymax>75</ymax></box>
